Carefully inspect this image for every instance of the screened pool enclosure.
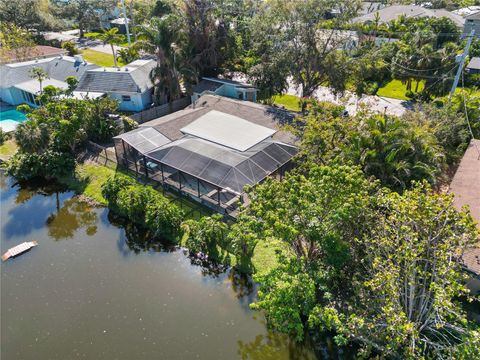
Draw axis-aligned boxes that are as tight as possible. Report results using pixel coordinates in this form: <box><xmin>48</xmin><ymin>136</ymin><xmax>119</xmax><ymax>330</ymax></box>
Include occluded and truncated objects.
<box><xmin>114</xmin><ymin>125</ymin><xmax>296</xmax><ymax>214</ymax></box>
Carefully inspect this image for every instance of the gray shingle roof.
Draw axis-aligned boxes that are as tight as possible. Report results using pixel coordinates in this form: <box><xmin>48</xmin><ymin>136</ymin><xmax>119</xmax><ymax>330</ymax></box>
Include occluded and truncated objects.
<box><xmin>76</xmin><ymin>59</ymin><xmax>156</xmax><ymax>94</ymax></box>
<box><xmin>140</xmin><ymin>94</ymin><xmax>297</xmax><ymax>145</ymax></box>
<box><xmin>192</xmin><ymin>79</ymin><xmax>224</xmax><ymax>93</ymax></box>
<box><xmin>0</xmin><ymin>56</ymin><xmax>98</xmax><ymax>89</ymax></box>
<box><xmin>467</xmin><ymin>57</ymin><xmax>480</xmax><ymax>70</ymax></box>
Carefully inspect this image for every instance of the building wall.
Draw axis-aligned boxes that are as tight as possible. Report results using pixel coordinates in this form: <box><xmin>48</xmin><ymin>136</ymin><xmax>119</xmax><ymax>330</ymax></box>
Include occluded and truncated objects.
<box><xmin>463</xmin><ymin>18</ymin><xmax>480</xmax><ymax>38</ymax></box>
<box><xmin>108</xmin><ymin>92</ymin><xmax>145</xmax><ymax>112</ymax></box>
<box><xmin>0</xmin><ymin>87</ymin><xmax>15</xmax><ymax>105</ymax></box>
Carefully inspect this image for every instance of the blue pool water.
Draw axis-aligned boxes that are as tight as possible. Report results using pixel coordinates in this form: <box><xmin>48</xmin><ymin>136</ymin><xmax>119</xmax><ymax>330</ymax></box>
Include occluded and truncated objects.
<box><xmin>0</xmin><ymin>109</ymin><xmax>27</xmax><ymax>132</ymax></box>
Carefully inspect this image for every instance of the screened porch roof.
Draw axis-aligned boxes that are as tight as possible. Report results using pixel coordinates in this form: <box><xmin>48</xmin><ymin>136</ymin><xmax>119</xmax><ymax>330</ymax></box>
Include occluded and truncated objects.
<box><xmin>144</xmin><ymin>136</ymin><xmax>297</xmax><ymax>194</ymax></box>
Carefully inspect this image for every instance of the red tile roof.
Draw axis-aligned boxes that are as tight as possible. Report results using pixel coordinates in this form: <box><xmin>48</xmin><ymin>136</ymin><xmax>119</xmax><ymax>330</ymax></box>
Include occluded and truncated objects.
<box><xmin>0</xmin><ymin>45</ymin><xmax>67</xmax><ymax>64</ymax></box>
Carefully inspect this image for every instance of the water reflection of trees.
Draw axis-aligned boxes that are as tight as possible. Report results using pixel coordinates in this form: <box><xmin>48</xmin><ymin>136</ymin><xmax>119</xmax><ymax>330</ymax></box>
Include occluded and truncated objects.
<box><xmin>237</xmin><ymin>333</ymin><xmax>318</xmax><ymax>360</ymax></box>
<box><xmin>108</xmin><ymin>211</ymin><xmax>177</xmax><ymax>254</ymax></box>
<box><xmin>47</xmin><ymin>197</ymin><xmax>98</xmax><ymax>240</ymax></box>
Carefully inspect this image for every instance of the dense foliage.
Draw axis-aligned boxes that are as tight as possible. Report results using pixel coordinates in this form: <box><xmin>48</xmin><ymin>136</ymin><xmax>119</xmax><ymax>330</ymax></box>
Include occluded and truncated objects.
<box><xmin>102</xmin><ymin>176</ymin><xmax>184</xmax><ymax>241</ymax></box>
<box><xmin>239</xmin><ymin>164</ymin><xmax>479</xmax><ymax>358</ymax></box>
<box><xmin>297</xmin><ymin>101</ymin><xmax>446</xmax><ymax>191</ymax></box>
<box><xmin>5</xmin><ymin>89</ymin><xmax>119</xmax><ymax>181</ymax></box>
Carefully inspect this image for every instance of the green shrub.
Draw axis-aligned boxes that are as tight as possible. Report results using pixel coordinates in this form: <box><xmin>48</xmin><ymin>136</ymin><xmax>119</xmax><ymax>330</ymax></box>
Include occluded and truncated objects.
<box><xmin>145</xmin><ymin>198</ymin><xmax>184</xmax><ymax>240</ymax></box>
<box><xmin>181</xmin><ymin>215</ymin><xmax>230</xmax><ymax>264</ymax></box>
<box><xmin>116</xmin><ymin>186</ymin><xmax>159</xmax><ymax>224</ymax></box>
<box><xmin>0</xmin><ymin>128</ymin><xmax>6</xmax><ymax>146</ymax></box>
<box><xmin>5</xmin><ymin>150</ymin><xmax>75</xmax><ymax>180</ymax></box>
<box><xmin>101</xmin><ymin>176</ymin><xmax>136</xmax><ymax>205</ymax></box>
<box><xmin>121</xmin><ymin>116</ymin><xmax>138</xmax><ymax>132</ymax></box>
<box><xmin>101</xmin><ymin>177</ymin><xmax>184</xmax><ymax>242</ymax></box>
<box><xmin>61</xmin><ymin>41</ymin><xmax>79</xmax><ymax>56</ymax></box>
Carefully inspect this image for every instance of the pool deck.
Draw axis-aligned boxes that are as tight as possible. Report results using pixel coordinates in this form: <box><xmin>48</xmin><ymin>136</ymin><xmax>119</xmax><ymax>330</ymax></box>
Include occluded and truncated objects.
<box><xmin>0</xmin><ymin>102</ymin><xmax>22</xmax><ymax>132</ymax></box>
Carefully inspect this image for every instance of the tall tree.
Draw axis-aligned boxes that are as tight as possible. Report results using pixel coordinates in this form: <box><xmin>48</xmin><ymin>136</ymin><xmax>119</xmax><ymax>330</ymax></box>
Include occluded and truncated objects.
<box><xmin>57</xmin><ymin>0</ymin><xmax>117</xmax><ymax>38</ymax></box>
<box><xmin>242</xmin><ymin>164</ymin><xmax>479</xmax><ymax>357</ymax></box>
<box><xmin>249</xmin><ymin>0</ymin><xmax>361</xmax><ymax>97</ymax></box>
<box><xmin>98</xmin><ymin>27</ymin><xmax>122</xmax><ymax>67</ymax></box>
<box><xmin>136</xmin><ymin>14</ymin><xmax>183</xmax><ymax>104</ymax></box>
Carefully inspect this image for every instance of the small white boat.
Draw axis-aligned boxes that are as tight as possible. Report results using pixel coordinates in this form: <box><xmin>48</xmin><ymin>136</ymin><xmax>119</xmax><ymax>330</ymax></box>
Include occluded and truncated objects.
<box><xmin>2</xmin><ymin>241</ymin><xmax>38</xmax><ymax>261</ymax></box>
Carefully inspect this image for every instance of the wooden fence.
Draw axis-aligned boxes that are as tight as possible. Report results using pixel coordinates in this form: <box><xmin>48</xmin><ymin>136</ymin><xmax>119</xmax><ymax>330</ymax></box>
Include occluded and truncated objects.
<box><xmin>130</xmin><ymin>97</ymin><xmax>191</xmax><ymax>123</ymax></box>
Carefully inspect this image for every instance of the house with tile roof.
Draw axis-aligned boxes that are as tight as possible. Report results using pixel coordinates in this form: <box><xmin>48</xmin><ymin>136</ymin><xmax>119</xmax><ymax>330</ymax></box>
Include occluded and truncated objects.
<box><xmin>76</xmin><ymin>59</ymin><xmax>156</xmax><ymax>112</ymax></box>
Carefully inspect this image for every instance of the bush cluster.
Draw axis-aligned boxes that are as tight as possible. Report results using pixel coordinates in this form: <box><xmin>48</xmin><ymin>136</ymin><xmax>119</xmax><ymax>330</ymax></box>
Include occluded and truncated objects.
<box><xmin>101</xmin><ymin>176</ymin><xmax>184</xmax><ymax>241</ymax></box>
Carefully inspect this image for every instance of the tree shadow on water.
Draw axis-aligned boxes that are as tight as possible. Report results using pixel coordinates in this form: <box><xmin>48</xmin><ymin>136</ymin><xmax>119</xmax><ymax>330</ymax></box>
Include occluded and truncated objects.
<box><xmin>237</xmin><ymin>332</ymin><xmax>318</xmax><ymax>360</ymax></box>
<box><xmin>107</xmin><ymin>211</ymin><xmax>177</xmax><ymax>256</ymax></box>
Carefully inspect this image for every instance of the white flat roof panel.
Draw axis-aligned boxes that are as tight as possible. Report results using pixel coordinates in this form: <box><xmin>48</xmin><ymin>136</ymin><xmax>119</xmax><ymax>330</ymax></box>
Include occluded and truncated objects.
<box><xmin>180</xmin><ymin>110</ymin><xmax>276</xmax><ymax>151</ymax></box>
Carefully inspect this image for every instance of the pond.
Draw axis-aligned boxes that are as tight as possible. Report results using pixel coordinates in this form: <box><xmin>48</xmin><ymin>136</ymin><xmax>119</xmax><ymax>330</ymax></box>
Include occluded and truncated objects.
<box><xmin>0</xmin><ymin>172</ymin><xmax>331</xmax><ymax>360</ymax></box>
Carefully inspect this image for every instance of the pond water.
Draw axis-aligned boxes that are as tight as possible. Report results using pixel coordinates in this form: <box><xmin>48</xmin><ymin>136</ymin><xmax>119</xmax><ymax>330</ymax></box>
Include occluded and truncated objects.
<box><xmin>0</xmin><ymin>173</ymin><xmax>326</xmax><ymax>360</ymax></box>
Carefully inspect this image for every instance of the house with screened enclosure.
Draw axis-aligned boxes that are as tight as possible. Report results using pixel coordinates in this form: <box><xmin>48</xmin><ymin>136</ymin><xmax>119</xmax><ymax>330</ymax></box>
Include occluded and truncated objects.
<box><xmin>113</xmin><ymin>94</ymin><xmax>297</xmax><ymax>215</ymax></box>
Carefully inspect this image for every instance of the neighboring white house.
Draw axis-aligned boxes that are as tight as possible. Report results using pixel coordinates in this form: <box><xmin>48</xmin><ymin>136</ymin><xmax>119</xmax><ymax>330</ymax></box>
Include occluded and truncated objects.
<box><xmin>191</xmin><ymin>77</ymin><xmax>258</xmax><ymax>103</ymax></box>
<box><xmin>0</xmin><ymin>55</ymin><xmax>98</xmax><ymax>107</ymax></box>
<box><xmin>75</xmin><ymin>59</ymin><xmax>156</xmax><ymax>112</ymax></box>
<box><xmin>459</xmin><ymin>8</ymin><xmax>480</xmax><ymax>38</ymax></box>
<box><xmin>351</xmin><ymin>5</ymin><xmax>465</xmax><ymax>29</ymax></box>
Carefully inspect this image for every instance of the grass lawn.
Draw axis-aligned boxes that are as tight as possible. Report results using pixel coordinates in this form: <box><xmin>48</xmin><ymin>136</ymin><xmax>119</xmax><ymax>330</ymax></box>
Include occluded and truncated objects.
<box><xmin>271</xmin><ymin>94</ymin><xmax>302</xmax><ymax>112</ymax></box>
<box><xmin>81</xmin><ymin>49</ymin><xmax>125</xmax><ymax>67</ymax></box>
<box><xmin>60</xmin><ymin>163</ymin><xmax>123</xmax><ymax>205</ymax></box>
<box><xmin>377</xmin><ymin>79</ymin><xmax>425</xmax><ymax>100</ymax></box>
<box><xmin>84</xmin><ymin>32</ymin><xmax>130</xmax><ymax>47</ymax></box>
<box><xmin>251</xmin><ymin>237</ymin><xmax>287</xmax><ymax>275</ymax></box>
<box><xmin>0</xmin><ymin>140</ymin><xmax>18</xmax><ymax>158</ymax></box>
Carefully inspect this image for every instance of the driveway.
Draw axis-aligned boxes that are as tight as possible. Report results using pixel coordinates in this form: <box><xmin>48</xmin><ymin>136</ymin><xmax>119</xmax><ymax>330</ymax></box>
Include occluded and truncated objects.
<box><xmin>287</xmin><ymin>82</ymin><xmax>413</xmax><ymax>116</ymax></box>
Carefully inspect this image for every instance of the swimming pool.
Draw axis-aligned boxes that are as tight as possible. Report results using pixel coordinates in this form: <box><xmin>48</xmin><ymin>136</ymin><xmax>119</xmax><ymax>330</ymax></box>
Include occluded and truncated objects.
<box><xmin>0</xmin><ymin>109</ymin><xmax>27</xmax><ymax>132</ymax></box>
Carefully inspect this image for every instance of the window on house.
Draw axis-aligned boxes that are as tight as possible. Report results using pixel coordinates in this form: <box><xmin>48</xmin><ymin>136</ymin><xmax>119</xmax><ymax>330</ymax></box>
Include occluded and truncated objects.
<box><xmin>122</xmin><ymin>95</ymin><xmax>131</xmax><ymax>101</ymax></box>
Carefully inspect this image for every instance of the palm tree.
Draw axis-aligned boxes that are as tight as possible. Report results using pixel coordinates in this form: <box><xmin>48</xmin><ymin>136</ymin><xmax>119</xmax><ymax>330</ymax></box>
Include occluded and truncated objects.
<box><xmin>136</xmin><ymin>15</ymin><xmax>182</xmax><ymax>105</ymax></box>
<box><xmin>14</xmin><ymin>120</ymin><xmax>50</xmax><ymax>154</ymax></box>
<box><xmin>98</xmin><ymin>28</ymin><xmax>122</xmax><ymax>67</ymax></box>
<box><xmin>29</xmin><ymin>67</ymin><xmax>49</xmax><ymax>94</ymax></box>
<box><xmin>116</xmin><ymin>46</ymin><xmax>139</xmax><ymax>64</ymax></box>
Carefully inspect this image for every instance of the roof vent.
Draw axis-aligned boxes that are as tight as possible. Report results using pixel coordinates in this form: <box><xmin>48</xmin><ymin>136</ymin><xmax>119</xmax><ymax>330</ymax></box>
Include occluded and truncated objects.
<box><xmin>74</xmin><ymin>54</ymin><xmax>83</xmax><ymax>63</ymax></box>
<box><xmin>125</xmin><ymin>67</ymin><xmax>129</xmax><ymax>71</ymax></box>
<box><xmin>104</xmin><ymin>67</ymin><xmax>107</xmax><ymax>71</ymax></box>
<box><xmin>117</xmin><ymin>67</ymin><xmax>121</xmax><ymax>71</ymax></box>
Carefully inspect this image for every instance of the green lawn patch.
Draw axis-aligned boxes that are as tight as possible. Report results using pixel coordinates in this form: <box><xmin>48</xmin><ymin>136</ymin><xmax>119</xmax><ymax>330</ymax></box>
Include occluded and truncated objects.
<box><xmin>271</xmin><ymin>94</ymin><xmax>302</xmax><ymax>112</ymax></box>
<box><xmin>377</xmin><ymin>79</ymin><xmax>425</xmax><ymax>100</ymax></box>
<box><xmin>251</xmin><ymin>237</ymin><xmax>289</xmax><ymax>276</ymax></box>
<box><xmin>84</xmin><ymin>32</ymin><xmax>130</xmax><ymax>47</ymax></box>
<box><xmin>60</xmin><ymin>163</ymin><xmax>124</xmax><ymax>205</ymax></box>
<box><xmin>81</xmin><ymin>49</ymin><xmax>125</xmax><ymax>67</ymax></box>
<box><xmin>0</xmin><ymin>140</ymin><xmax>18</xmax><ymax>158</ymax></box>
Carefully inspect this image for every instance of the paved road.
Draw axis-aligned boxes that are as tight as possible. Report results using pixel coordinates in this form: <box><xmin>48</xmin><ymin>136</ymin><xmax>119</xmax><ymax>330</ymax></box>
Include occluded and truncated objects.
<box><xmin>287</xmin><ymin>82</ymin><xmax>413</xmax><ymax>116</ymax></box>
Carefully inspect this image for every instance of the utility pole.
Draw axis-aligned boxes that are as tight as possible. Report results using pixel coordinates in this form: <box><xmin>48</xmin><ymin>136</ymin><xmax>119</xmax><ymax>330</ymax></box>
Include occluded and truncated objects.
<box><xmin>120</xmin><ymin>0</ymin><xmax>131</xmax><ymax>47</ymax></box>
<box><xmin>449</xmin><ymin>30</ymin><xmax>475</xmax><ymax>101</ymax></box>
